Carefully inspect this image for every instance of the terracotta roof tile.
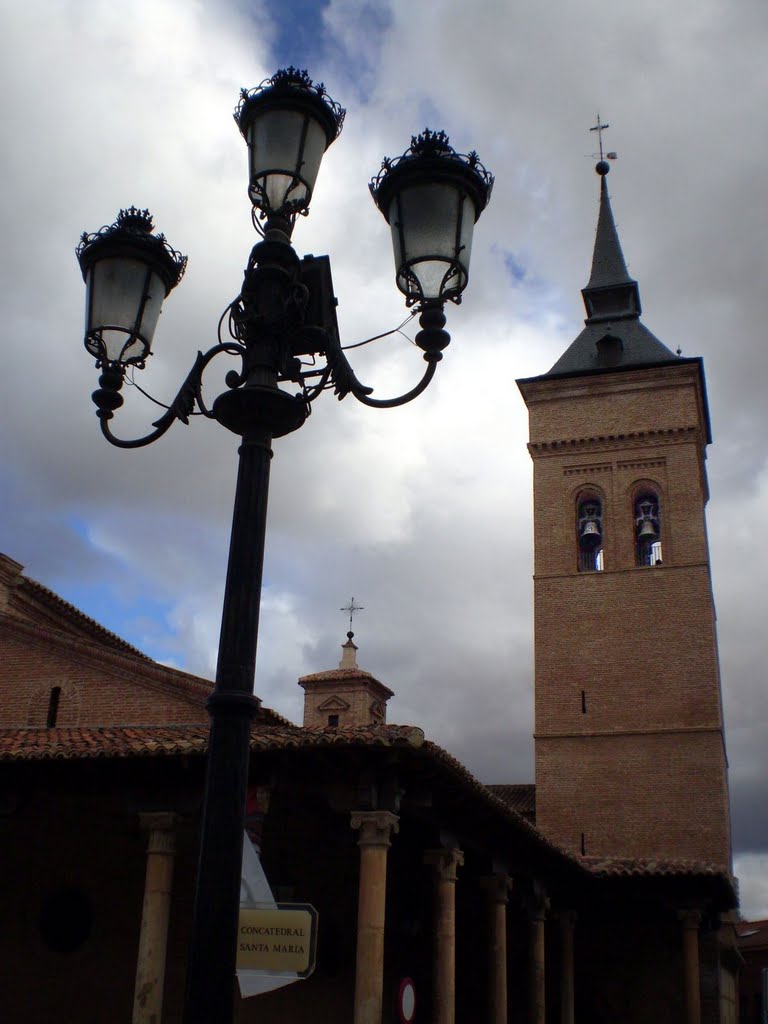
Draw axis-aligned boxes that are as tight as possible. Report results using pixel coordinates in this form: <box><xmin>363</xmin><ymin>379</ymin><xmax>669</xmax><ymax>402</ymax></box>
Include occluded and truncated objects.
<box><xmin>298</xmin><ymin>668</ymin><xmax>375</xmax><ymax>683</ymax></box>
<box><xmin>19</xmin><ymin>577</ymin><xmax>153</xmax><ymax>661</ymax></box>
<box><xmin>486</xmin><ymin>784</ymin><xmax>536</xmax><ymax>818</ymax></box>
<box><xmin>297</xmin><ymin>667</ymin><xmax>394</xmax><ymax>698</ymax></box>
<box><xmin>0</xmin><ymin>723</ymin><xmax>426</xmax><ymax>762</ymax></box>
<box><xmin>582</xmin><ymin>855</ymin><xmax>733</xmax><ymax>881</ymax></box>
<box><xmin>737</xmin><ymin>919</ymin><xmax>768</xmax><ymax>949</ymax></box>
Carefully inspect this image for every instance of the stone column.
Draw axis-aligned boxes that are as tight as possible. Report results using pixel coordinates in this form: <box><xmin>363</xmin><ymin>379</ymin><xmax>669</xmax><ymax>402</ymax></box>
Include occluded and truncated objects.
<box><xmin>528</xmin><ymin>886</ymin><xmax>549</xmax><ymax>1024</ymax></box>
<box><xmin>480</xmin><ymin>874</ymin><xmax>512</xmax><ymax>1024</ymax></box>
<box><xmin>351</xmin><ymin>810</ymin><xmax>399</xmax><ymax>1024</ymax></box>
<box><xmin>558</xmin><ymin>911</ymin><xmax>577</xmax><ymax>1024</ymax></box>
<box><xmin>424</xmin><ymin>847</ymin><xmax>464</xmax><ymax>1024</ymax></box>
<box><xmin>679</xmin><ymin>910</ymin><xmax>702</xmax><ymax>1024</ymax></box>
<box><xmin>132</xmin><ymin>812</ymin><xmax>179</xmax><ymax>1024</ymax></box>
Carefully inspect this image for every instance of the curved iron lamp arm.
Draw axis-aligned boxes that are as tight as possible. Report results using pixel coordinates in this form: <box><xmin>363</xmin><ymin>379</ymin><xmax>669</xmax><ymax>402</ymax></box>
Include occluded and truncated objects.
<box><xmin>95</xmin><ymin>343</ymin><xmax>246</xmax><ymax>449</ymax></box>
<box><xmin>322</xmin><ymin>302</ymin><xmax>447</xmax><ymax>409</ymax></box>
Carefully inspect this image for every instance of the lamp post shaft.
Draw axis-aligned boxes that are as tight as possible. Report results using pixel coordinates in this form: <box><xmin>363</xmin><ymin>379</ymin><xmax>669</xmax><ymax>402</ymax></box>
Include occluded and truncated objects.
<box><xmin>183</xmin><ymin>427</ymin><xmax>273</xmax><ymax>1024</ymax></box>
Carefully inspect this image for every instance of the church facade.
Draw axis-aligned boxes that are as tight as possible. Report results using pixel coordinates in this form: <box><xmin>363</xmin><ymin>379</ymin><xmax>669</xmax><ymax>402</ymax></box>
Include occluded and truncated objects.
<box><xmin>0</xmin><ymin>161</ymin><xmax>740</xmax><ymax>1024</ymax></box>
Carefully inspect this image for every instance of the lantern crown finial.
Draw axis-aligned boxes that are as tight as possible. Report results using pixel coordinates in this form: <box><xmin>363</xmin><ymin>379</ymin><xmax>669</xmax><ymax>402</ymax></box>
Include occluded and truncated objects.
<box><xmin>410</xmin><ymin>128</ymin><xmax>451</xmax><ymax>155</ymax></box>
<box><xmin>115</xmin><ymin>206</ymin><xmax>155</xmax><ymax>233</ymax></box>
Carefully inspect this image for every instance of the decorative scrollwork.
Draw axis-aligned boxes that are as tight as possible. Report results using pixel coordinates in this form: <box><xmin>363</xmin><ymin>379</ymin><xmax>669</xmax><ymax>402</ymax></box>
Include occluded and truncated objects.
<box><xmin>321</xmin><ymin>326</ymin><xmax>440</xmax><ymax>409</ymax></box>
<box><xmin>96</xmin><ymin>342</ymin><xmax>246</xmax><ymax>449</ymax></box>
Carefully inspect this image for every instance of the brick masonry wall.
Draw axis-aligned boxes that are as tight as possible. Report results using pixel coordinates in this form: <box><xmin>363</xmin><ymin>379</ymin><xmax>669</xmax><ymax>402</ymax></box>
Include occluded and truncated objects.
<box><xmin>0</xmin><ymin>623</ymin><xmax>208</xmax><ymax>727</ymax></box>
<box><xmin>301</xmin><ymin>679</ymin><xmax>387</xmax><ymax>728</ymax></box>
<box><xmin>534</xmin><ymin>566</ymin><xmax>722</xmax><ymax>734</ymax></box>
<box><xmin>535</xmin><ymin>731</ymin><xmax>730</xmax><ymax>864</ymax></box>
<box><xmin>520</xmin><ymin>360</ymin><xmax>731</xmax><ymax>868</ymax></box>
<box><xmin>523</xmin><ymin>363</ymin><xmax>706</xmax><ymax>445</ymax></box>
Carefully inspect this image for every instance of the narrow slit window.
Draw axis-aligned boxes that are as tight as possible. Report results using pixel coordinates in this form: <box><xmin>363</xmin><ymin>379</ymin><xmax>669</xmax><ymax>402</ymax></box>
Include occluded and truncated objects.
<box><xmin>577</xmin><ymin>497</ymin><xmax>604</xmax><ymax>572</ymax></box>
<box><xmin>635</xmin><ymin>492</ymin><xmax>662</xmax><ymax>566</ymax></box>
<box><xmin>46</xmin><ymin>687</ymin><xmax>61</xmax><ymax>728</ymax></box>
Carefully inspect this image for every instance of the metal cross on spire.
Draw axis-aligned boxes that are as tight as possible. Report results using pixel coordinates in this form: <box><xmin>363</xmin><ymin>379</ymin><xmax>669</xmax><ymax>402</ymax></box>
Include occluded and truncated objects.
<box><xmin>341</xmin><ymin>597</ymin><xmax>364</xmax><ymax>634</ymax></box>
<box><xmin>590</xmin><ymin>113</ymin><xmax>610</xmax><ymax>161</ymax></box>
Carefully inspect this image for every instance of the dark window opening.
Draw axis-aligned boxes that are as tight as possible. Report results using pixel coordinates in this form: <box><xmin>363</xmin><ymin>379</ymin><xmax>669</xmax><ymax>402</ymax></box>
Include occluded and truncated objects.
<box><xmin>327</xmin><ymin>714</ymin><xmax>339</xmax><ymax>727</ymax></box>
<box><xmin>577</xmin><ymin>498</ymin><xmax>604</xmax><ymax>572</ymax></box>
<box><xmin>635</xmin><ymin>492</ymin><xmax>662</xmax><ymax>566</ymax></box>
<box><xmin>581</xmin><ymin>690</ymin><xmax>587</xmax><ymax>714</ymax></box>
<box><xmin>580</xmin><ymin>832</ymin><xmax>586</xmax><ymax>856</ymax></box>
<box><xmin>46</xmin><ymin>687</ymin><xmax>61</xmax><ymax>728</ymax></box>
<box><xmin>38</xmin><ymin>888</ymin><xmax>93</xmax><ymax>953</ymax></box>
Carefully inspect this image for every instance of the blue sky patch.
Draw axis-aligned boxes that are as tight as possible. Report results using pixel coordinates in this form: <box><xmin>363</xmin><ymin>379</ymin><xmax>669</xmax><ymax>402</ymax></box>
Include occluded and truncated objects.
<box><xmin>503</xmin><ymin>251</ymin><xmax>527</xmax><ymax>284</ymax></box>
<box><xmin>266</xmin><ymin>0</ymin><xmax>330</xmax><ymax>70</ymax></box>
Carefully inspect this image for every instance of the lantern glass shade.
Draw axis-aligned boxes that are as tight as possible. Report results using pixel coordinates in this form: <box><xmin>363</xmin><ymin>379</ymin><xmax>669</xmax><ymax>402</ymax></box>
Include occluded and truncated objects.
<box><xmin>370</xmin><ymin>130</ymin><xmax>493</xmax><ymax>308</ymax></box>
<box><xmin>77</xmin><ymin>208</ymin><xmax>186</xmax><ymax>368</ymax></box>
<box><xmin>84</xmin><ymin>257</ymin><xmax>166</xmax><ymax>366</ymax></box>
<box><xmin>247</xmin><ymin>107</ymin><xmax>329</xmax><ymax>216</ymax></box>
<box><xmin>389</xmin><ymin>182</ymin><xmax>475</xmax><ymax>303</ymax></box>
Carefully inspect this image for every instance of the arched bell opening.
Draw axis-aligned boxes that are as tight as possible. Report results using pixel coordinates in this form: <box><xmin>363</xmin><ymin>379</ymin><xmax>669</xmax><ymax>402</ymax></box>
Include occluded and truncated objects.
<box><xmin>634</xmin><ymin>489</ymin><xmax>662</xmax><ymax>566</ymax></box>
<box><xmin>576</xmin><ymin>492</ymin><xmax>604</xmax><ymax>572</ymax></box>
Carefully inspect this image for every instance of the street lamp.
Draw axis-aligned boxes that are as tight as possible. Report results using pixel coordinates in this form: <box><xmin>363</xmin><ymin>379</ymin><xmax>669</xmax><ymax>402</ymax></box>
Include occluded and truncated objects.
<box><xmin>76</xmin><ymin>67</ymin><xmax>492</xmax><ymax>1023</ymax></box>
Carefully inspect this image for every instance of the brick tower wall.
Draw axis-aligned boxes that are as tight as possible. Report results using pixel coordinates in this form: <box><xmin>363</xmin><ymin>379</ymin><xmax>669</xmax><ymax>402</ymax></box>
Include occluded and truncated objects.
<box><xmin>520</xmin><ymin>360</ymin><xmax>732</xmax><ymax>868</ymax></box>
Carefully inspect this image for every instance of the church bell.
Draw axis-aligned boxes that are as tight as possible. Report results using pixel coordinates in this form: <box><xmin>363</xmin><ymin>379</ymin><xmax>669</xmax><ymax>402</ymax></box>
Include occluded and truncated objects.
<box><xmin>579</xmin><ymin>520</ymin><xmax>602</xmax><ymax>548</ymax></box>
<box><xmin>635</xmin><ymin>499</ymin><xmax>659</xmax><ymax>542</ymax></box>
<box><xmin>578</xmin><ymin>503</ymin><xmax>602</xmax><ymax>548</ymax></box>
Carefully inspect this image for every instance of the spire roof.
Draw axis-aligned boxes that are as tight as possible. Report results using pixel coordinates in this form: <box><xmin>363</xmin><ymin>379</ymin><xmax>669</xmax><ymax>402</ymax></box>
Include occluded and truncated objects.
<box><xmin>586</xmin><ymin>171</ymin><xmax>635</xmax><ymax>289</ymax></box>
<box><xmin>543</xmin><ymin>161</ymin><xmax>677</xmax><ymax>378</ymax></box>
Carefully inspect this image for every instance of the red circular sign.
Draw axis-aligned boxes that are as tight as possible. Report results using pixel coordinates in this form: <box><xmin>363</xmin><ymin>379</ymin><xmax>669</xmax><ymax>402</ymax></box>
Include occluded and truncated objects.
<box><xmin>397</xmin><ymin>977</ymin><xmax>416</xmax><ymax>1023</ymax></box>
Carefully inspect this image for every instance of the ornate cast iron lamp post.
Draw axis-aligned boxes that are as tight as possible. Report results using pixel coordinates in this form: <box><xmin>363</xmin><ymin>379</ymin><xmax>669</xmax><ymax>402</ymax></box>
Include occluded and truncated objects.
<box><xmin>76</xmin><ymin>68</ymin><xmax>492</xmax><ymax>1023</ymax></box>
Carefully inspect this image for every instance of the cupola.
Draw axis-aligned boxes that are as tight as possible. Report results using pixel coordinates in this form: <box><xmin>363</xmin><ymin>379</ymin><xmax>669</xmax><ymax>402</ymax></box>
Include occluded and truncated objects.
<box><xmin>298</xmin><ymin>632</ymin><xmax>394</xmax><ymax>728</ymax></box>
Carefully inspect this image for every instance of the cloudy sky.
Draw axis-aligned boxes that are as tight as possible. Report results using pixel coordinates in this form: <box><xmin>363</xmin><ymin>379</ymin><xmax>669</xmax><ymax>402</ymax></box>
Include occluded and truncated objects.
<box><xmin>1</xmin><ymin>0</ymin><xmax>767</xmax><ymax>916</ymax></box>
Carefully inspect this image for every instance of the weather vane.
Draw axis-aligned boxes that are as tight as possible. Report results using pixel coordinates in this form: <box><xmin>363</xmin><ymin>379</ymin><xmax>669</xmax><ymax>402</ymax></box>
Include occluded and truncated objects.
<box><xmin>341</xmin><ymin>597</ymin><xmax>364</xmax><ymax>634</ymax></box>
<box><xmin>590</xmin><ymin>113</ymin><xmax>617</xmax><ymax>163</ymax></box>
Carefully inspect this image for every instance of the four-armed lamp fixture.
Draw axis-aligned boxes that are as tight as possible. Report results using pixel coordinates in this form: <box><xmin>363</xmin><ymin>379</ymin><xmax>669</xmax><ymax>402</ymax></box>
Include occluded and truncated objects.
<box><xmin>76</xmin><ymin>67</ymin><xmax>492</xmax><ymax>1023</ymax></box>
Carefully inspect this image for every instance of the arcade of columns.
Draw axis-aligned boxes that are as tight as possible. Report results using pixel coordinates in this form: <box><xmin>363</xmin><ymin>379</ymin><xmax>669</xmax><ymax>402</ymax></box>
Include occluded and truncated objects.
<box><xmin>130</xmin><ymin>809</ymin><xmax>707</xmax><ymax>1024</ymax></box>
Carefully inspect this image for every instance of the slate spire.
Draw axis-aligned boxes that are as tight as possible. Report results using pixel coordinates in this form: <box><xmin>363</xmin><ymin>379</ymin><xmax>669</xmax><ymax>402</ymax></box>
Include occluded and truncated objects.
<box><xmin>544</xmin><ymin>160</ymin><xmax>677</xmax><ymax>377</ymax></box>
<box><xmin>581</xmin><ymin>161</ymin><xmax>641</xmax><ymax>321</ymax></box>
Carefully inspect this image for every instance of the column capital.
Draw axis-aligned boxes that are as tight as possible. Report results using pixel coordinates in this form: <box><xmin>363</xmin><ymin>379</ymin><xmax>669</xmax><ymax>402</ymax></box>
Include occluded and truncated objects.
<box><xmin>138</xmin><ymin>811</ymin><xmax>179</xmax><ymax>832</ymax></box>
<box><xmin>424</xmin><ymin>847</ymin><xmax>464</xmax><ymax>882</ymax></box>
<box><xmin>557</xmin><ymin>909</ymin><xmax>578</xmax><ymax>929</ymax></box>
<box><xmin>138</xmin><ymin>812</ymin><xmax>179</xmax><ymax>855</ymax></box>
<box><xmin>351</xmin><ymin>809</ymin><xmax>399</xmax><ymax>848</ymax></box>
<box><xmin>678</xmin><ymin>908</ymin><xmax>702</xmax><ymax>931</ymax></box>
<box><xmin>526</xmin><ymin>883</ymin><xmax>550</xmax><ymax>923</ymax></box>
<box><xmin>480</xmin><ymin>874</ymin><xmax>513</xmax><ymax>904</ymax></box>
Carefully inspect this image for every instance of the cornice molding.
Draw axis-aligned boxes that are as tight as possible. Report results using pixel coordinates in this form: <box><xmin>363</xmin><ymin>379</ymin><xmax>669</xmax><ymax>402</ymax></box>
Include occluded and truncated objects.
<box><xmin>534</xmin><ymin>725</ymin><xmax>723</xmax><ymax>740</ymax></box>
<box><xmin>528</xmin><ymin>425</ymin><xmax>701</xmax><ymax>456</ymax></box>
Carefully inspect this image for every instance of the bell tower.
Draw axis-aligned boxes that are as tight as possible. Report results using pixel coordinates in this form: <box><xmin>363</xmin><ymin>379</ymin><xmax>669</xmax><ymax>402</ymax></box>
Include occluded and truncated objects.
<box><xmin>517</xmin><ymin>160</ymin><xmax>731</xmax><ymax>868</ymax></box>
